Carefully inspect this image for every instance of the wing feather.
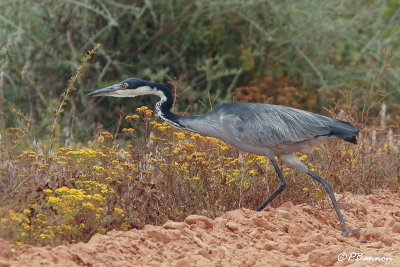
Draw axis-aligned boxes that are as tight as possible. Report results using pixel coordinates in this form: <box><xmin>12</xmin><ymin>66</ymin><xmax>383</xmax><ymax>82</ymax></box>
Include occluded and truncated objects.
<box><xmin>218</xmin><ymin>103</ymin><xmax>333</xmax><ymax>147</ymax></box>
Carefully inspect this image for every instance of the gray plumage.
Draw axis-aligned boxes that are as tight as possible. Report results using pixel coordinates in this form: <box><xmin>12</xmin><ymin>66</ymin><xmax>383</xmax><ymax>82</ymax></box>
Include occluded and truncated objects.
<box><xmin>87</xmin><ymin>77</ymin><xmax>362</xmax><ymax>237</ymax></box>
<box><xmin>176</xmin><ymin>102</ymin><xmax>358</xmax><ymax>154</ymax></box>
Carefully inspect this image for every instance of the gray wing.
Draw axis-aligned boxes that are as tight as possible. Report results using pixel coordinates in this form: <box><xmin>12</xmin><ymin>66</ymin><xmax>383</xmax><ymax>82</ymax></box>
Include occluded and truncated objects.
<box><xmin>218</xmin><ymin>103</ymin><xmax>334</xmax><ymax>147</ymax></box>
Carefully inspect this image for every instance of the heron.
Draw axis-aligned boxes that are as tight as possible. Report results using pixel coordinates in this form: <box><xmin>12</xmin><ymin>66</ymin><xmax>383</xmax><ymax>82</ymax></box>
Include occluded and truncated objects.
<box><xmin>87</xmin><ymin>77</ymin><xmax>361</xmax><ymax>236</ymax></box>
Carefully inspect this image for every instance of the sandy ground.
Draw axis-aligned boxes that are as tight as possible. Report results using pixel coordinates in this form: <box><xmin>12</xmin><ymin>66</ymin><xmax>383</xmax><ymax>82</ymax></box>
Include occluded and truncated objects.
<box><xmin>1</xmin><ymin>190</ymin><xmax>399</xmax><ymax>267</ymax></box>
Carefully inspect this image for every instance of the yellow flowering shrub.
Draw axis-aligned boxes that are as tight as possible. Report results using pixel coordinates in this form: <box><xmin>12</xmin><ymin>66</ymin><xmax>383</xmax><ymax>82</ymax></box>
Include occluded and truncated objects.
<box><xmin>1</xmin><ymin>105</ymin><xmax>399</xmax><ymax>247</ymax></box>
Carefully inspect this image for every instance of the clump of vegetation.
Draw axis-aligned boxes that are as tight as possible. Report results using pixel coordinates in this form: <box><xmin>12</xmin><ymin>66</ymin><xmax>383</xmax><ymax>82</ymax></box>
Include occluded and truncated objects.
<box><xmin>1</xmin><ymin>97</ymin><xmax>399</xmax><ymax>246</ymax></box>
<box><xmin>1</xmin><ymin>0</ymin><xmax>400</xmax><ymax>142</ymax></box>
<box><xmin>0</xmin><ymin>0</ymin><xmax>399</xmax><ymax>248</ymax></box>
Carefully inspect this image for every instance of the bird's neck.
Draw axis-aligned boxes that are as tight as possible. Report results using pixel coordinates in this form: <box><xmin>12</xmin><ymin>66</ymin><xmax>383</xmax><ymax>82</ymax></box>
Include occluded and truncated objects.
<box><xmin>154</xmin><ymin>83</ymin><xmax>173</xmax><ymax>113</ymax></box>
<box><xmin>153</xmin><ymin>84</ymin><xmax>224</xmax><ymax>137</ymax></box>
<box><xmin>154</xmin><ymin>84</ymin><xmax>187</xmax><ymax>129</ymax></box>
<box><xmin>154</xmin><ymin>84</ymin><xmax>211</xmax><ymax>135</ymax></box>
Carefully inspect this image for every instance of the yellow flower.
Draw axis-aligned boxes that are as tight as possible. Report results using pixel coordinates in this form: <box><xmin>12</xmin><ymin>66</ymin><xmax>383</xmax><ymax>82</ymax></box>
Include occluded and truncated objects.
<box><xmin>158</xmin><ymin>126</ymin><xmax>168</xmax><ymax>132</ymax></box>
<box><xmin>100</xmin><ymin>185</ymin><xmax>108</xmax><ymax>194</ymax></box>
<box><xmin>82</xmin><ymin>202</ymin><xmax>95</xmax><ymax>210</ymax></box>
<box><xmin>219</xmin><ymin>145</ymin><xmax>229</xmax><ymax>151</ymax></box>
<box><xmin>173</xmin><ymin>132</ymin><xmax>186</xmax><ymax>140</ymax></box>
<box><xmin>62</xmin><ymin>224</ymin><xmax>72</xmax><ymax>231</ymax></box>
<box><xmin>46</xmin><ymin>196</ymin><xmax>62</xmax><ymax>204</ymax></box>
<box><xmin>91</xmin><ymin>194</ymin><xmax>104</xmax><ymax>202</ymax></box>
<box><xmin>246</xmin><ymin>158</ymin><xmax>254</xmax><ymax>165</ymax></box>
<box><xmin>39</xmin><ymin>233</ymin><xmax>48</xmax><ymax>239</ymax></box>
<box><xmin>57</xmin><ymin>147</ymin><xmax>71</xmax><ymax>154</ymax></box>
<box><xmin>242</xmin><ymin>180</ymin><xmax>250</xmax><ymax>190</ymax></box>
<box><xmin>27</xmin><ymin>151</ymin><xmax>37</xmax><ymax>158</ymax></box>
<box><xmin>96</xmin><ymin>135</ymin><xmax>105</xmax><ymax>143</ymax></box>
<box><xmin>114</xmin><ymin>208</ymin><xmax>125</xmax><ymax>217</ymax></box>
<box><xmin>65</xmin><ymin>148</ymin><xmax>106</xmax><ymax>158</ymax></box>
<box><xmin>256</xmin><ymin>156</ymin><xmax>267</xmax><ymax>165</ymax></box>
<box><xmin>150</xmin><ymin>135</ymin><xmax>162</xmax><ymax>141</ymax></box>
<box><xmin>122</xmin><ymin>128</ymin><xmax>135</xmax><ymax>133</ymax></box>
<box><xmin>100</xmin><ymin>131</ymin><xmax>113</xmax><ymax>138</ymax></box>
<box><xmin>298</xmin><ymin>154</ymin><xmax>308</xmax><ymax>161</ymax></box>
<box><xmin>136</xmin><ymin>106</ymin><xmax>153</xmax><ymax>117</ymax></box>
<box><xmin>93</xmin><ymin>165</ymin><xmax>106</xmax><ymax>172</ymax></box>
<box><xmin>190</xmin><ymin>134</ymin><xmax>199</xmax><ymax>140</ymax></box>
<box><xmin>283</xmin><ymin>168</ymin><xmax>290</xmax><ymax>176</ymax></box>
<box><xmin>183</xmin><ymin>143</ymin><xmax>196</xmax><ymax>149</ymax></box>
<box><xmin>384</xmin><ymin>143</ymin><xmax>389</xmax><ymax>150</ymax></box>
<box><xmin>136</xmin><ymin>106</ymin><xmax>149</xmax><ymax>112</ymax></box>
<box><xmin>121</xmin><ymin>222</ymin><xmax>131</xmax><ymax>231</ymax></box>
<box><xmin>55</xmin><ymin>187</ymin><xmax>84</xmax><ymax>195</ymax></box>
<box><xmin>248</xmin><ymin>169</ymin><xmax>258</xmax><ymax>175</ymax></box>
<box><xmin>23</xmin><ymin>209</ymin><xmax>31</xmax><ymax>215</ymax></box>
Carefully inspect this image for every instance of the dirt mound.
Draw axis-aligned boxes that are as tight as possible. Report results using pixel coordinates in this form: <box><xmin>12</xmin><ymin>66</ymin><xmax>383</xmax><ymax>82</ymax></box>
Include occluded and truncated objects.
<box><xmin>1</xmin><ymin>190</ymin><xmax>399</xmax><ymax>266</ymax></box>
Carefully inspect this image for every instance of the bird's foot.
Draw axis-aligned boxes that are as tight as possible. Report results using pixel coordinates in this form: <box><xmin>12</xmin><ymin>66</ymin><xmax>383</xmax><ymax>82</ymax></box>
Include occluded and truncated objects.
<box><xmin>341</xmin><ymin>226</ymin><xmax>362</xmax><ymax>237</ymax></box>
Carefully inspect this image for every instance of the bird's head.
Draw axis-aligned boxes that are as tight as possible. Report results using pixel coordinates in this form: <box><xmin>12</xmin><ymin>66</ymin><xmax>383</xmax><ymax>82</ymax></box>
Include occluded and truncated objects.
<box><xmin>87</xmin><ymin>78</ymin><xmax>159</xmax><ymax>98</ymax></box>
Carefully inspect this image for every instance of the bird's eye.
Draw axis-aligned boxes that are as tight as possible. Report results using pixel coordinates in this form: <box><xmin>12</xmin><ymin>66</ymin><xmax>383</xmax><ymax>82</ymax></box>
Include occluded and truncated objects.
<box><xmin>121</xmin><ymin>83</ymin><xmax>128</xmax><ymax>89</ymax></box>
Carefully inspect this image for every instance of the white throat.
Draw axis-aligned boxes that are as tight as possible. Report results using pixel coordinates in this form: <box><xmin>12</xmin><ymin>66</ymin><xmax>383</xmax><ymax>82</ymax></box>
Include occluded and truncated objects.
<box><xmin>110</xmin><ymin>85</ymin><xmax>154</xmax><ymax>97</ymax></box>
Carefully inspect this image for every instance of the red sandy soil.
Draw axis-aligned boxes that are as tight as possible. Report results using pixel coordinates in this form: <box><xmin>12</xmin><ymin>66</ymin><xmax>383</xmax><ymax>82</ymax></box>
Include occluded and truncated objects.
<box><xmin>1</xmin><ymin>190</ymin><xmax>399</xmax><ymax>267</ymax></box>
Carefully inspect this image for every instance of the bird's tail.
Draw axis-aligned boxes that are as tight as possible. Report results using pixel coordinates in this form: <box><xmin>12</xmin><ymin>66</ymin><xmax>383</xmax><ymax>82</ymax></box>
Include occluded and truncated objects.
<box><xmin>343</xmin><ymin>135</ymin><xmax>357</xmax><ymax>144</ymax></box>
<box><xmin>328</xmin><ymin>119</ymin><xmax>359</xmax><ymax>144</ymax></box>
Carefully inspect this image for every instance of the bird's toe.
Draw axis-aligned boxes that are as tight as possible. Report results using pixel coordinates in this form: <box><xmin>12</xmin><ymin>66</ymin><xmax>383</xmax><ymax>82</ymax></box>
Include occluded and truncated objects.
<box><xmin>341</xmin><ymin>226</ymin><xmax>362</xmax><ymax>237</ymax></box>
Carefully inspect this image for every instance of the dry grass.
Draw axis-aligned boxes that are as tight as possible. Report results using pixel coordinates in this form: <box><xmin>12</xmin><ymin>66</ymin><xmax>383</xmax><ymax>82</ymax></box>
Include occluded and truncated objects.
<box><xmin>0</xmin><ymin>99</ymin><xmax>399</xmax><ymax>247</ymax></box>
<box><xmin>0</xmin><ymin>45</ymin><xmax>399</xmax><ymax>247</ymax></box>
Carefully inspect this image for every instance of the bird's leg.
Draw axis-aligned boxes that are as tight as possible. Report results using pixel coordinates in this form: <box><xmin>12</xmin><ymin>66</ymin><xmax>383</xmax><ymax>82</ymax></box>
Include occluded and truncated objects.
<box><xmin>307</xmin><ymin>170</ymin><xmax>362</xmax><ymax>236</ymax></box>
<box><xmin>256</xmin><ymin>158</ymin><xmax>287</xmax><ymax>211</ymax></box>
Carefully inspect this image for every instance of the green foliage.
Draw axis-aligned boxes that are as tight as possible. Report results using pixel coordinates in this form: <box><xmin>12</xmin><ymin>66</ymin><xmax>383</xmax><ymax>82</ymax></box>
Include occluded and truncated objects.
<box><xmin>1</xmin><ymin>0</ymin><xmax>400</xmax><ymax>144</ymax></box>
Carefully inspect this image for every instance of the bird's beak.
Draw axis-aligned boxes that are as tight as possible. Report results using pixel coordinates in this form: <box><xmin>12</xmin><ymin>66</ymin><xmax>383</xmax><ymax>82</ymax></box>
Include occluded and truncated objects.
<box><xmin>86</xmin><ymin>84</ymin><xmax>122</xmax><ymax>97</ymax></box>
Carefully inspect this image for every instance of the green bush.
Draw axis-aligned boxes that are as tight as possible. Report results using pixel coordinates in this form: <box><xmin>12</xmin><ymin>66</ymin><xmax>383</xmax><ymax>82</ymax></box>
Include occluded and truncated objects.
<box><xmin>1</xmin><ymin>0</ymin><xmax>399</xmax><ymax>144</ymax></box>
